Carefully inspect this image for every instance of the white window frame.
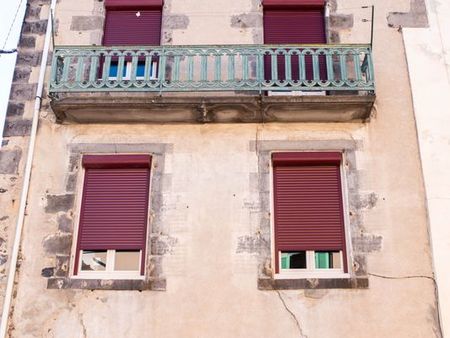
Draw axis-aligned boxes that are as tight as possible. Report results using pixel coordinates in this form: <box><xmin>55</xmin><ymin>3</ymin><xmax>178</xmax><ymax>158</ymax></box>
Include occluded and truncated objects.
<box><xmin>277</xmin><ymin>250</ymin><xmax>348</xmax><ymax>279</ymax></box>
<box><xmin>269</xmin><ymin>150</ymin><xmax>353</xmax><ymax>280</ymax></box>
<box><xmin>108</xmin><ymin>61</ymin><xmax>158</xmax><ymax>81</ymax></box>
<box><xmin>74</xmin><ymin>249</ymin><xmax>144</xmax><ymax>280</ymax></box>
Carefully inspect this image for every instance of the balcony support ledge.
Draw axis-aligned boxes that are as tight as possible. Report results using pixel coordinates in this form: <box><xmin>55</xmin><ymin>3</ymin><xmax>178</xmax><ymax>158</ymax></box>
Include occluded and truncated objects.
<box><xmin>50</xmin><ymin>93</ymin><xmax>375</xmax><ymax>124</ymax></box>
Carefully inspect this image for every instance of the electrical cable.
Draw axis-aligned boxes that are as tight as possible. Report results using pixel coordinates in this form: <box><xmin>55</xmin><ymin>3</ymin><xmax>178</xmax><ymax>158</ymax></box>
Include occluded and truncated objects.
<box><xmin>0</xmin><ymin>49</ymin><xmax>17</xmax><ymax>54</ymax></box>
<box><xmin>1</xmin><ymin>0</ymin><xmax>25</xmax><ymax>50</ymax></box>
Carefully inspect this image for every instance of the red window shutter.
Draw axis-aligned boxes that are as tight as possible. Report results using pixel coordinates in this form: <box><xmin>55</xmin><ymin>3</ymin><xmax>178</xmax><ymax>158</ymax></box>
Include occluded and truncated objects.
<box><xmin>272</xmin><ymin>152</ymin><xmax>347</xmax><ymax>273</ymax></box>
<box><xmin>264</xmin><ymin>9</ymin><xmax>326</xmax><ymax>44</ymax></box>
<box><xmin>74</xmin><ymin>155</ymin><xmax>151</xmax><ymax>274</ymax></box>
<box><xmin>263</xmin><ymin>0</ymin><xmax>325</xmax><ymax>8</ymax></box>
<box><xmin>105</xmin><ymin>0</ymin><xmax>163</xmax><ymax>9</ymax></box>
<box><xmin>263</xmin><ymin>8</ymin><xmax>326</xmax><ymax>81</ymax></box>
<box><xmin>103</xmin><ymin>9</ymin><xmax>162</xmax><ymax>46</ymax></box>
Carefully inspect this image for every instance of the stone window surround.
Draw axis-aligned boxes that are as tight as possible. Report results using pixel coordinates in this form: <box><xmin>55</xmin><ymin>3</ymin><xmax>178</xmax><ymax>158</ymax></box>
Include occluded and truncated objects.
<box><xmin>46</xmin><ymin>143</ymin><xmax>173</xmax><ymax>291</ymax></box>
<box><xmin>251</xmin><ymin>140</ymin><xmax>372</xmax><ymax>290</ymax></box>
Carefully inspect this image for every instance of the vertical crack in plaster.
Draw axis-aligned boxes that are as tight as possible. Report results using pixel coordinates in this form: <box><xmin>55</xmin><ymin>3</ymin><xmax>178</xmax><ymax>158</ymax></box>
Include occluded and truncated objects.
<box><xmin>78</xmin><ymin>312</ymin><xmax>87</xmax><ymax>338</ymax></box>
<box><xmin>275</xmin><ymin>290</ymin><xmax>307</xmax><ymax>338</ymax></box>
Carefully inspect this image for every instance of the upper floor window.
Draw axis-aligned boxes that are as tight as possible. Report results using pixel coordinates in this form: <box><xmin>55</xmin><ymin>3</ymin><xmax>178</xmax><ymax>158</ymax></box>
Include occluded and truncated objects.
<box><xmin>272</xmin><ymin>152</ymin><xmax>349</xmax><ymax>277</ymax></box>
<box><xmin>263</xmin><ymin>0</ymin><xmax>327</xmax><ymax>82</ymax></box>
<box><xmin>103</xmin><ymin>0</ymin><xmax>163</xmax><ymax>80</ymax></box>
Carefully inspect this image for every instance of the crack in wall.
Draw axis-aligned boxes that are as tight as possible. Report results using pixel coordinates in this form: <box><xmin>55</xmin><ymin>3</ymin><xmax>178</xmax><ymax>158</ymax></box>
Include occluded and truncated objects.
<box><xmin>276</xmin><ymin>290</ymin><xmax>308</xmax><ymax>338</ymax></box>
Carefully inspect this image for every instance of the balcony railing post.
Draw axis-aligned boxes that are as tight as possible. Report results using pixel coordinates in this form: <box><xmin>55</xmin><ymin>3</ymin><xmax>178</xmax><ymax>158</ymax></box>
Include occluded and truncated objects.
<box><xmin>50</xmin><ymin>50</ymin><xmax>58</xmax><ymax>84</ymax></box>
<box><xmin>159</xmin><ymin>46</ymin><xmax>166</xmax><ymax>95</ymax></box>
<box><xmin>257</xmin><ymin>49</ymin><xmax>263</xmax><ymax>94</ymax></box>
<box><xmin>89</xmin><ymin>54</ymin><xmax>98</xmax><ymax>84</ymax></box>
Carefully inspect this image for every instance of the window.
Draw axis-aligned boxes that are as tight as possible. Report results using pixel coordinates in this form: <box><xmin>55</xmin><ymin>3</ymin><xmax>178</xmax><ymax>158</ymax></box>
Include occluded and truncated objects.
<box><xmin>272</xmin><ymin>152</ymin><xmax>348</xmax><ymax>277</ymax></box>
<box><xmin>263</xmin><ymin>0</ymin><xmax>327</xmax><ymax>82</ymax></box>
<box><xmin>108</xmin><ymin>60</ymin><xmax>158</xmax><ymax>80</ymax></box>
<box><xmin>103</xmin><ymin>0</ymin><xmax>162</xmax><ymax>80</ymax></box>
<box><xmin>73</xmin><ymin>155</ymin><xmax>152</xmax><ymax>279</ymax></box>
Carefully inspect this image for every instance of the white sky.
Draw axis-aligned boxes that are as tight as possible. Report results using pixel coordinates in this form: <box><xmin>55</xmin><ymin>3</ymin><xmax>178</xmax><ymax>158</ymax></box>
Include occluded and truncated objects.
<box><xmin>0</xmin><ymin>0</ymin><xmax>27</xmax><ymax>146</ymax></box>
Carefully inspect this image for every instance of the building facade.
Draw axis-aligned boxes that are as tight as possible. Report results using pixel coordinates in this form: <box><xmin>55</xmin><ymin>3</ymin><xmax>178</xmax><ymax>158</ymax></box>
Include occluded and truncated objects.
<box><xmin>0</xmin><ymin>0</ymin><xmax>443</xmax><ymax>337</ymax></box>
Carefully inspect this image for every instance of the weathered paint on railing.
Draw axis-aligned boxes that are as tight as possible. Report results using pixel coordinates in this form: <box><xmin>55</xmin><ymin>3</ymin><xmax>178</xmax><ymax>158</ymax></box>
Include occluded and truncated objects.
<box><xmin>49</xmin><ymin>44</ymin><xmax>375</xmax><ymax>93</ymax></box>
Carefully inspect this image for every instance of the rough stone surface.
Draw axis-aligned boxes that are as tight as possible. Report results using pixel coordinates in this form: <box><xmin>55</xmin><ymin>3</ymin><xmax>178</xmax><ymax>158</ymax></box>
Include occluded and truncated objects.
<box><xmin>15</xmin><ymin>50</ymin><xmax>40</xmax><ymax>68</ymax></box>
<box><xmin>70</xmin><ymin>16</ymin><xmax>104</xmax><ymax>31</ymax></box>
<box><xmin>353</xmin><ymin>254</ymin><xmax>367</xmax><ymax>276</ymax></box>
<box><xmin>65</xmin><ymin>173</ymin><xmax>77</xmax><ymax>192</ymax></box>
<box><xmin>0</xmin><ymin>255</ymin><xmax>8</xmax><ymax>266</ymax></box>
<box><xmin>50</xmin><ymin>94</ymin><xmax>375</xmax><ymax>124</ymax></box>
<box><xmin>387</xmin><ymin>0</ymin><xmax>429</xmax><ymax>28</ymax></box>
<box><xmin>0</xmin><ymin>148</ymin><xmax>22</xmax><ymax>175</ymax></box>
<box><xmin>41</xmin><ymin>267</ymin><xmax>54</xmax><ymax>278</ymax></box>
<box><xmin>6</xmin><ymin>103</ymin><xmax>25</xmax><ymax>118</ymax></box>
<box><xmin>47</xmin><ymin>277</ymin><xmax>166</xmax><ymax>291</ymax></box>
<box><xmin>57</xmin><ymin>214</ymin><xmax>73</xmax><ymax>233</ymax></box>
<box><xmin>162</xmin><ymin>15</ymin><xmax>189</xmax><ymax>30</ymax></box>
<box><xmin>150</xmin><ymin>235</ymin><xmax>178</xmax><ymax>255</ymax></box>
<box><xmin>42</xmin><ymin>233</ymin><xmax>73</xmax><ymax>255</ymax></box>
<box><xmin>352</xmin><ymin>234</ymin><xmax>383</xmax><ymax>253</ymax></box>
<box><xmin>18</xmin><ymin>35</ymin><xmax>36</xmax><ymax>49</ymax></box>
<box><xmin>258</xmin><ymin>277</ymin><xmax>369</xmax><ymax>290</ymax></box>
<box><xmin>329</xmin><ymin>14</ymin><xmax>354</xmax><ymax>30</ymax></box>
<box><xmin>2</xmin><ymin>119</ymin><xmax>32</xmax><ymax>137</ymax></box>
<box><xmin>12</xmin><ymin>66</ymin><xmax>32</xmax><ymax>83</ymax></box>
<box><xmin>24</xmin><ymin>5</ymin><xmax>42</xmax><ymax>20</ymax></box>
<box><xmin>356</xmin><ymin>193</ymin><xmax>378</xmax><ymax>210</ymax></box>
<box><xmin>9</xmin><ymin>83</ymin><xmax>38</xmax><ymax>101</ymax></box>
<box><xmin>236</xmin><ymin>235</ymin><xmax>268</xmax><ymax>254</ymax></box>
<box><xmin>21</xmin><ymin>20</ymin><xmax>48</xmax><ymax>35</ymax></box>
<box><xmin>54</xmin><ymin>255</ymin><xmax>70</xmax><ymax>277</ymax></box>
<box><xmin>45</xmin><ymin>194</ymin><xmax>75</xmax><ymax>213</ymax></box>
<box><xmin>231</xmin><ymin>13</ymin><xmax>261</xmax><ymax>29</ymax></box>
<box><xmin>148</xmin><ymin>256</ymin><xmax>163</xmax><ymax>278</ymax></box>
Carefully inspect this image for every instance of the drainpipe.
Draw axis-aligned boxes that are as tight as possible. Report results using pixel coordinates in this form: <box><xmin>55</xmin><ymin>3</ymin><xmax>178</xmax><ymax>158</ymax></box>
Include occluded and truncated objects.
<box><xmin>0</xmin><ymin>0</ymin><xmax>57</xmax><ymax>336</ymax></box>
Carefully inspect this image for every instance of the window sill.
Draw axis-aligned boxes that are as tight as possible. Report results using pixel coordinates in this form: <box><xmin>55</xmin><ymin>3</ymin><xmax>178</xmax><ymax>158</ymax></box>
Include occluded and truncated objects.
<box><xmin>47</xmin><ymin>277</ymin><xmax>166</xmax><ymax>291</ymax></box>
<box><xmin>258</xmin><ymin>276</ymin><xmax>369</xmax><ymax>290</ymax></box>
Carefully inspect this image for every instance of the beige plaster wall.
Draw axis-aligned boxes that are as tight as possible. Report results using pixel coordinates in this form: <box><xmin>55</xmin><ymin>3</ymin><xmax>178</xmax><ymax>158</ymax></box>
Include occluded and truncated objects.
<box><xmin>0</xmin><ymin>0</ymin><xmax>440</xmax><ymax>337</ymax></box>
<box><xmin>403</xmin><ymin>0</ymin><xmax>450</xmax><ymax>335</ymax></box>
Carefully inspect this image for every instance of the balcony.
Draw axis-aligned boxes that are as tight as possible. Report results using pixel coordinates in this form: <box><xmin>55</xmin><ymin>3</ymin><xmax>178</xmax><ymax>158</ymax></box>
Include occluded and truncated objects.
<box><xmin>49</xmin><ymin>44</ymin><xmax>375</xmax><ymax>123</ymax></box>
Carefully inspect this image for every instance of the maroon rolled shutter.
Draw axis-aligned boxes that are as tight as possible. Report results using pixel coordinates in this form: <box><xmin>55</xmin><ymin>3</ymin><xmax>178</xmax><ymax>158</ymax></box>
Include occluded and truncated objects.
<box><xmin>74</xmin><ymin>155</ymin><xmax>151</xmax><ymax>274</ymax></box>
<box><xmin>263</xmin><ymin>7</ymin><xmax>326</xmax><ymax>81</ymax></box>
<box><xmin>105</xmin><ymin>0</ymin><xmax>163</xmax><ymax>9</ymax></box>
<box><xmin>103</xmin><ymin>9</ymin><xmax>162</xmax><ymax>46</ymax></box>
<box><xmin>272</xmin><ymin>152</ymin><xmax>347</xmax><ymax>272</ymax></box>
<box><xmin>263</xmin><ymin>0</ymin><xmax>325</xmax><ymax>8</ymax></box>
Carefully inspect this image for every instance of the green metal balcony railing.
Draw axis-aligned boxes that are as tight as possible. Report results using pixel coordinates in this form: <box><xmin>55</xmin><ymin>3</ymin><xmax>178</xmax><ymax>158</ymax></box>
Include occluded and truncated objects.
<box><xmin>49</xmin><ymin>44</ymin><xmax>374</xmax><ymax>94</ymax></box>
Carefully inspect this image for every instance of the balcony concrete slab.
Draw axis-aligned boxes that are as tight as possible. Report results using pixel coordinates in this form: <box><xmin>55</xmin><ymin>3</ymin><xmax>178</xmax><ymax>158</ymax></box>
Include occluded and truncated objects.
<box><xmin>50</xmin><ymin>93</ymin><xmax>375</xmax><ymax>124</ymax></box>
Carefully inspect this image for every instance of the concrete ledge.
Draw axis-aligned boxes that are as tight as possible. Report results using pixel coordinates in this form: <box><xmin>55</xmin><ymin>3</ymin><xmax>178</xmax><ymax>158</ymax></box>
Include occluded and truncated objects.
<box><xmin>47</xmin><ymin>277</ymin><xmax>166</xmax><ymax>291</ymax></box>
<box><xmin>50</xmin><ymin>93</ymin><xmax>375</xmax><ymax>124</ymax></box>
<box><xmin>258</xmin><ymin>277</ymin><xmax>369</xmax><ymax>290</ymax></box>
